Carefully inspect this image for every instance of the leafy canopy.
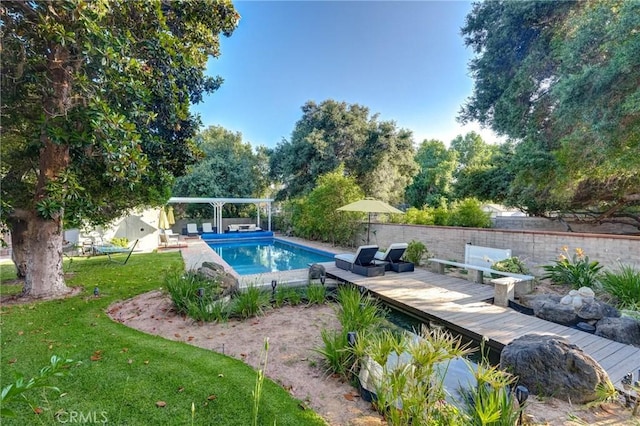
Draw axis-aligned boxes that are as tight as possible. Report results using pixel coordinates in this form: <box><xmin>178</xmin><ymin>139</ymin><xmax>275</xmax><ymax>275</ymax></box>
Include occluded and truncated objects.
<box><xmin>172</xmin><ymin>125</ymin><xmax>270</xmax><ymax>218</ymax></box>
<box><xmin>1</xmin><ymin>0</ymin><xmax>240</xmax><ymax>227</ymax></box>
<box><xmin>270</xmin><ymin>100</ymin><xmax>417</xmax><ymax>205</ymax></box>
<box><xmin>459</xmin><ymin>0</ymin><xmax>640</xmax><ymax>222</ymax></box>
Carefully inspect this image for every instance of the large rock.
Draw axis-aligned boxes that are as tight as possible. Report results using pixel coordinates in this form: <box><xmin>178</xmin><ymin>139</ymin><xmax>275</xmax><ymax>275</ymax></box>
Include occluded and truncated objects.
<box><xmin>500</xmin><ymin>334</ymin><xmax>610</xmax><ymax>404</ymax></box>
<box><xmin>595</xmin><ymin>317</ymin><xmax>640</xmax><ymax>347</ymax></box>
<box><xmin>576</xmin><ymin>300</ymin><xmax>620</xmax><ymax>321</ymax></box>
<box><xmin>308</xmin><ymin>263</ymin><xmax>326</xmax><ymax>282</ymax></box>
<box><xmin>520</xmin><ymin>293</ymin><xmax>620</xmax><ymax>326</ymax></box>
<box><xmin>535</xmin><ymin>299</ymin><xmax>579</xmax><ymax>325</ymax></box>
<box><xmin>197</xmin><ymin>262</ymin><xmax>239</xmax><ymax>298</ymax></box>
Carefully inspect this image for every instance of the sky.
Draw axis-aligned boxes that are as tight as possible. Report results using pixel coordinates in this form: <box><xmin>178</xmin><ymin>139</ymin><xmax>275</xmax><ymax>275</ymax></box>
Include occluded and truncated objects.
<box><xmin>191</xmin><ymin>0</ymin><xmax>500</xmax><ymax>149</ymax></box>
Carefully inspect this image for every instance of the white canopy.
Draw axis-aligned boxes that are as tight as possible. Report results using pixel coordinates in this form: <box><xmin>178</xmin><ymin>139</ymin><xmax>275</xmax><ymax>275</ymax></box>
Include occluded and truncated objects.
<box><xmin>166</xmin><ymin>197</ymin><xmax>274</xmax><ymax>234</ymax></box>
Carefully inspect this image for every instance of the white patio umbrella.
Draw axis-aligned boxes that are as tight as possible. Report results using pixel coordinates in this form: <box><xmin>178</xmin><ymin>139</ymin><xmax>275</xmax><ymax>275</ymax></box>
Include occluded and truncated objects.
<box><xmin>337</xmin><ymin>198</ymin><xmax>404</xmax><ymax>244</ymax></box>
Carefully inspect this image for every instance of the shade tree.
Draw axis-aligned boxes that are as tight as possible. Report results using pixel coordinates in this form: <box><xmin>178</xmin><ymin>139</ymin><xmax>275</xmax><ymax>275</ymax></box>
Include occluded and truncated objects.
<box><xmin>459</xmin><ymin>0</ymin><xmax>640</xmax><ymax>226</ymax></box>
<box><xmin>0</xmin><ymin>0</ymin><xmax>239</xmax><ymax>296</ymax></box>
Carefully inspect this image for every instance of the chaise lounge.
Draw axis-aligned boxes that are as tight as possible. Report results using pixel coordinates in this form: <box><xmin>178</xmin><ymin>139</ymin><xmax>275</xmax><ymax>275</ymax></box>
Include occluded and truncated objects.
<box><xmin>334</xmin><ymin>245</ymin><xmax>386</xmax><ymax>277</ymax></box>
<box><xmin>373</xmin><ymin>243</ymin><xmax>414</xmax><ymax>272</ymax></box>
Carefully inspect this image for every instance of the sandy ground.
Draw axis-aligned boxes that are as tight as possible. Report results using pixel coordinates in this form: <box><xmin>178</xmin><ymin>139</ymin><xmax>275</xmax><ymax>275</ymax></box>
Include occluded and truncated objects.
<box><xmin>107</xmin><ymin>290</ymin><xmax>639</xmax><ymax>426</ymax></box>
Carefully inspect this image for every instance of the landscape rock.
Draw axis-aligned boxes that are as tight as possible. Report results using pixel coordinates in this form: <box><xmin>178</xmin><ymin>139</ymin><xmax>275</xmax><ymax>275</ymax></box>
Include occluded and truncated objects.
<box><xmin>500</xmin><ymin>334</ymin><xmax>610</xmax><ymax>403</ymax></box>
<box><xmin>197</xmin><ymin>262</ymin><xmax>239</xmax><ymax>298</ymax></box>
<box><xmin>535</xmin><ymin>299</ymin><xmax>579</xmax><ymax>325</ymax></box>
<box><xmin>595</xmin><ymin>317</ymin><xmax>640</xmax><ymax>347</ymax></box>
<box><xmin>576</xmin><ymin>300</ymin><xmax>620</xmax><ymax>321</ymax></box>
<box><xmin>308</xmin><ymin>263</ymin><xmax>326</xmax><ymax>282</ymax></box>
<box><xmin>520</xmin><ymin>293</ymin><xmax>619</xmax><ymax>326</ymax></box>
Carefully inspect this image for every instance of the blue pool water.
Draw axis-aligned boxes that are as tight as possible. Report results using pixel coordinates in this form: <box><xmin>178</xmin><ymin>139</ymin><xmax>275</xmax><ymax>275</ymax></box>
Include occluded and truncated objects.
<box><xmin>207</xmin><ymin>238</ymin><xmax>334</xmax><ymax>275</ymax></box>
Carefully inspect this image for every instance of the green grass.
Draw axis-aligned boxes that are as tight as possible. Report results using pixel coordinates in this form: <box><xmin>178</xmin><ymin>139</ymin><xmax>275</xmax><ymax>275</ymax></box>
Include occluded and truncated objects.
<box><xmin>0</xmin><ymin>253</ymin><xmax>325</xmax><ymax>425</ymax></box>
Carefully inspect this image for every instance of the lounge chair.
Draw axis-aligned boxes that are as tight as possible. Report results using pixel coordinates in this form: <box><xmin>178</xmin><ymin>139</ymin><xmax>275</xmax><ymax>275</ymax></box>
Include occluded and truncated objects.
<box><xmin>202</xmin><ymin>222</ymin><xmax>214</xmax><ymax>233</ymax></box>
<box><xmin>186</xmin><ymin>223</ymin><xmax>199</xmax><ymax>236</ymax></box>
<box><xmin>93</xmin><ymin>240</ymin><xmax>139</xmax><ymax>265</ymax></box>
<box><xmin>334</xmin><ymin>245</ymin><xmax>385</xmax><ymax>277</ymax></box>
<box><xmin>373</xmin><ymin>243</ymin><xmax>414</xmax><ymax>272</ymax></box>
<box><xmin>159</xmin><ymin>230</ymin><xmax>185</xmax><ymax>248</ymax></box>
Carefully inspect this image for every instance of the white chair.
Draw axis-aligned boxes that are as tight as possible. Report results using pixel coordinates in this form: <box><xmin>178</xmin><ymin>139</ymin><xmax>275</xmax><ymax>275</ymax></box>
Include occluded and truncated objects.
<box><xmin>202</xmin><ymin>223</ymin><xmax>214</xmax><ymax>233</ymax></box>
<box><xmin>160</xmin><ymin>230</ymin><xmax>181</xmax><ymax>247</ymax></box>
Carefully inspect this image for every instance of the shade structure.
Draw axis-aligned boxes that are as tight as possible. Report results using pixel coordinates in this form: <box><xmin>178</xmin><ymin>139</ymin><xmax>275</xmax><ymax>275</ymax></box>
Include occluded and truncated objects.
<box><xmin>166</xmin><ymin>206</ymin><xmax>175</xmax><ymax>225</ymax></box>
<box><xmin>158</xmin><ymin>208</ymin><xmax>170</xmax><ymax>230</ymax></box>
<box><xmin>337</xmin><ymin>198</ymin><xmax>404</xmax><ymax>244</ymax></box>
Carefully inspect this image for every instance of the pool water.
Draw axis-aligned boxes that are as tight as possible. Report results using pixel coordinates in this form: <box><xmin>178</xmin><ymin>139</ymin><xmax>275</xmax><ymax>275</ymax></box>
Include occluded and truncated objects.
<box><xmin>207</xmin><ymin>238</ymin><xmax>334</xmax><ymax>275</ymax></box>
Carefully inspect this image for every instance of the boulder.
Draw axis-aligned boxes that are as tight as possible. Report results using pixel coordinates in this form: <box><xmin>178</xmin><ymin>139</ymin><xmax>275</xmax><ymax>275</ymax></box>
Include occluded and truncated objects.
<box><xmin>535</xmin><ymin>299</ymin><xmax>579</xmax><ymax>326</ymax></box>
<box><xmin>576</xmin><ymin>300</ymin><xmax>620</xmax><ymax>321</ymax></box>
<box><xmin>500</xmin><ymin>334</ymin><xmax>610</xmax><ymax>403</ymax></box>
<box><xmin>308</xmin><ymin>263</ymin><xmax>326</xmax><ymax>282</ymax></box>
<box><xmin>520</xmin><ymin>294</ymin><xmax>561</xmax><ymax>312</ymax></box>
<box><xmin>197</xmin><ymin>262</ymin><xmax>239</xmax><ymax>298</ymax></box>
<box><xmin>595</xmin><ymin>317</ymin><xmax>640</xmax><ymax>347</ymax></box>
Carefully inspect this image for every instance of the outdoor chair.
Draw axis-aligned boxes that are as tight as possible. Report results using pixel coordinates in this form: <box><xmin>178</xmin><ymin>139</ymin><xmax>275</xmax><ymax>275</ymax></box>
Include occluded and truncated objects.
<box><xmin>159</xmin><ymin>230</ymin><xmax>185</xmax><ymax>248</ymax></box>
<box><xmin>93</xmin><ymin>239</ymin><xmax>139</xmax><ymax>265</ymax></box>
<box><xmin>334</xmin><ymin>245</ymin><xmax>385</xmax><ymax>277</ymax></box>
<box><xmin>202</xmin><ymin>222</ymin><xmax>214</xmax><ymax>233</ymax></box>
<box><xmin>186</xmin><ymin>223</ymin><xmax>199</xmax><ymax>236</ymax></box>
<box><xmin>373</xmin><ymin>243</ymin><xmax>414</xmax><ymax>272</ymax></box>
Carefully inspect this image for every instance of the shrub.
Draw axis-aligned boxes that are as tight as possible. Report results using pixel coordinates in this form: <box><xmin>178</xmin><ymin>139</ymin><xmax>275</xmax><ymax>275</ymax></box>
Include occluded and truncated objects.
<box><xmin>600</xmin><ymin>263</ymin><xmax>640</xmax><ymax>309</ymax></box>
<box><xmin>187</xmin><ymin>298</ymin><xmax>231</xmax><ymax>323</ymax></box>
<box><xmin>306</xmin><ymin>284</ymin><xmax>327</xmax><ymax>305</ymax></box>
<box><xmin>232</xmin><ymin>285</ymin><xmax>270</xmax><ymax>319</ymax></box>
<box><xmin>541</xmin><ymin>246</ymin><xmax>603</xmax><ymax>289</ymax></box>
<box><xmin>314</xmin><ymin>329</ymin><xmax>354</xmax><ymax>378</ymax></box>
<box><xmin>110</xmin><ymin>237</ymin><xmax>129</xmax><ymax>248</ymax></box>
<box><xmin>164</xmin><ymin>270</ymin><xmax>222</xmax><ymax>315</ymax></box>
<box><xmin>449</xmin><ymin>198</ymin><xmax>491</xmax><ymax>228</ymax></box>
<box><xmin>491</xmin><ymin>257</ymin><xmax>530</xmax><ymax>275</ymax></box>
<box><xmin>403</xmin><ymin>240</ymin><xmax>429</xmax><ymax>266</ymax></box>
<box><xmin>336</xmin><ymin>286</ymin><xmax>386</xmax><ymax>333</ymax></box>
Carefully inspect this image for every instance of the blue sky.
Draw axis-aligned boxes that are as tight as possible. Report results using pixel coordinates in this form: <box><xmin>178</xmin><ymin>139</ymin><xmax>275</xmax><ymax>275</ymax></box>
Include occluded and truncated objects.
<box><xmin>191</xmin><ymin>1</ymin><xmax>499</xmax><ymax>149</ymax></box>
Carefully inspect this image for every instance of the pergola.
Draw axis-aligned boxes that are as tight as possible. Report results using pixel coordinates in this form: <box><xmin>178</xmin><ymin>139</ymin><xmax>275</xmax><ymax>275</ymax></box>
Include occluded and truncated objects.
<box><xmin>166</xmin><ymin>197</ymin><xmax>274</xmax><ymax>234</ymax></box>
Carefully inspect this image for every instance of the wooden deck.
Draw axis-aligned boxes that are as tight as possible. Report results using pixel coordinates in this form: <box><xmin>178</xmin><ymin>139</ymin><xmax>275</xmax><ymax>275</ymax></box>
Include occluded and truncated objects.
<box><xmin>322</xmin><ymin>263</ymin><xmax>640</xmax><ymax>392</ymax></box>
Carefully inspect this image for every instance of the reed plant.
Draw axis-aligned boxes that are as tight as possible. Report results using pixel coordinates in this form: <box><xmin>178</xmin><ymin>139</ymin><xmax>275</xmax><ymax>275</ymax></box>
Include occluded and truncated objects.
<box><xmin>315</xmin><ymin>329</ymin><xmax>353</xmax><ymax>378</ymax></box>
<box><xmin>600</xmin><ymin>263</ymin><xmax>640</xmax><ymax>309</ymax></box>
<box><xmin>252</xmin><ymin>338</ymin><xmax>269</xmax><ymax>426</ymax></box>
<box><xmin>233</xmin><ymin>284</ymin><xmax>270</xmax><ymax>319</ymax></box>
<box><xmin>164</xmin><ymin>270</ymin><xmax>221</xmax><ymax>315</ymax></box>
<box><xmin>335</xmin><ymin>285</ymin><xmax>386</xmax><ymax>333</ymax></box>
<box><xmin>305</xmin><ymin>284</ymin><xmax>327</xmax><ymax>305</ymax></box>
<box><xmin>461</xmin><ymin>363</ymin><xmax>521</xmax><ymax>426</ymax></box>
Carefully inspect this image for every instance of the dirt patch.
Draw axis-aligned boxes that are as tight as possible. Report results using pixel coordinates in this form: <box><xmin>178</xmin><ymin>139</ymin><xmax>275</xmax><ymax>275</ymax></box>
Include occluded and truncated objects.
<box><xmin>108</xmin><ymin>290</ymin><xmax>638</xmax><ymax>426</ymax></box>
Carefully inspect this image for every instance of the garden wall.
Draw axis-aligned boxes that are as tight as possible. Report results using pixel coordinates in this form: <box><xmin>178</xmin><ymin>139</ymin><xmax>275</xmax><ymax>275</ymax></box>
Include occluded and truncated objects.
<box><xmin>368</xmin><ymin>223</ymin><xmax>640</xmax><ymax>274</ymax></box>
<box><xmin>493</xmin><ymin>216</ymin><xmax>639</xmax><ymax>235</ymax></box>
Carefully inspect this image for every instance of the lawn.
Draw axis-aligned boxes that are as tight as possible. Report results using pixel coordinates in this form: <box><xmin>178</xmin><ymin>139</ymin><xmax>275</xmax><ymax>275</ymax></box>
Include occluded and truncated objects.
<box><xmin>0</xmin><ymin>253</ymin><xmax>326</xmax><ymax>425</ymax></box>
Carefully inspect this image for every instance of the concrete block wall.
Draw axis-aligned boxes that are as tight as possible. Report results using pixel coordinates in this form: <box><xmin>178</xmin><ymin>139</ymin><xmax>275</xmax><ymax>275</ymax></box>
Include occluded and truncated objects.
<box><xmin>367</xmin><ymin>223</ymin><xmax>640</xmax><ymax>274</ymax></box>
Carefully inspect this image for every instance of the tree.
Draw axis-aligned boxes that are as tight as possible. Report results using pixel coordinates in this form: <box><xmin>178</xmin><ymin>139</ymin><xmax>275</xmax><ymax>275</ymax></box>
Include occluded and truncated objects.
<box><xmin>270</xmin><ymin>100</ymin><xmax>417</xmax><ymax>204</ymax></box>
<box><xmin>0</xmin><ymin>0</ymin><xmax>239</xmax><ymax>297</ymax></box>
<box><xmin>449</xmin><ymin>132</ymin><xmax>498</xmax><ymax>201</ymax></box>
<box><xmin>460</xmin><ymin>0</ymin><xmax>640</xmax><ymax>226</ymax></box>
<box><xmin>172</xmin><ymin>126</ymin><xmax>270</xmax><ymax>218</ymax></box>
<box><xmin>405</xmin><ymin>139</ymin><xmax>457</xmax><ymax>208</ymax></box>
<box><xmin>290</xmin><ymin>166</ymin><xmax>364</xmax><ymax>246</ymax></box>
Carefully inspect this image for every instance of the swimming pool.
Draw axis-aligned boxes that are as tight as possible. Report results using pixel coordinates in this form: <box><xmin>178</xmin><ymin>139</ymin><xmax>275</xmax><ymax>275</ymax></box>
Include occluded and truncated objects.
<box><xmin>206</xmin><ymin>238</ymin><xmax>334</xmax><ymax>275</ymax></box>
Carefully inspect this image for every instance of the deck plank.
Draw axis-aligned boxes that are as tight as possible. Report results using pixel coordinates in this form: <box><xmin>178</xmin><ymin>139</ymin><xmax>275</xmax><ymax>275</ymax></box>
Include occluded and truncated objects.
<box><xmin>323</xmin><ymin>263</ymin><xmax>640</xmax><ymax>392</ymax></box>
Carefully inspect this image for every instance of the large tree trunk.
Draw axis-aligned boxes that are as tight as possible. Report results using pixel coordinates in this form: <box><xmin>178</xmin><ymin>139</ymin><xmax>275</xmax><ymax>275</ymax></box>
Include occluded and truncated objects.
<box><xmin>10</xmin><ymin>209</ymin><xmax>69</xmax><ymax>298</ymax></box>
<box><xmin>7</xmin><ymin>216</ymin><xmax>29</xmax><ymax>278</ymax></box>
